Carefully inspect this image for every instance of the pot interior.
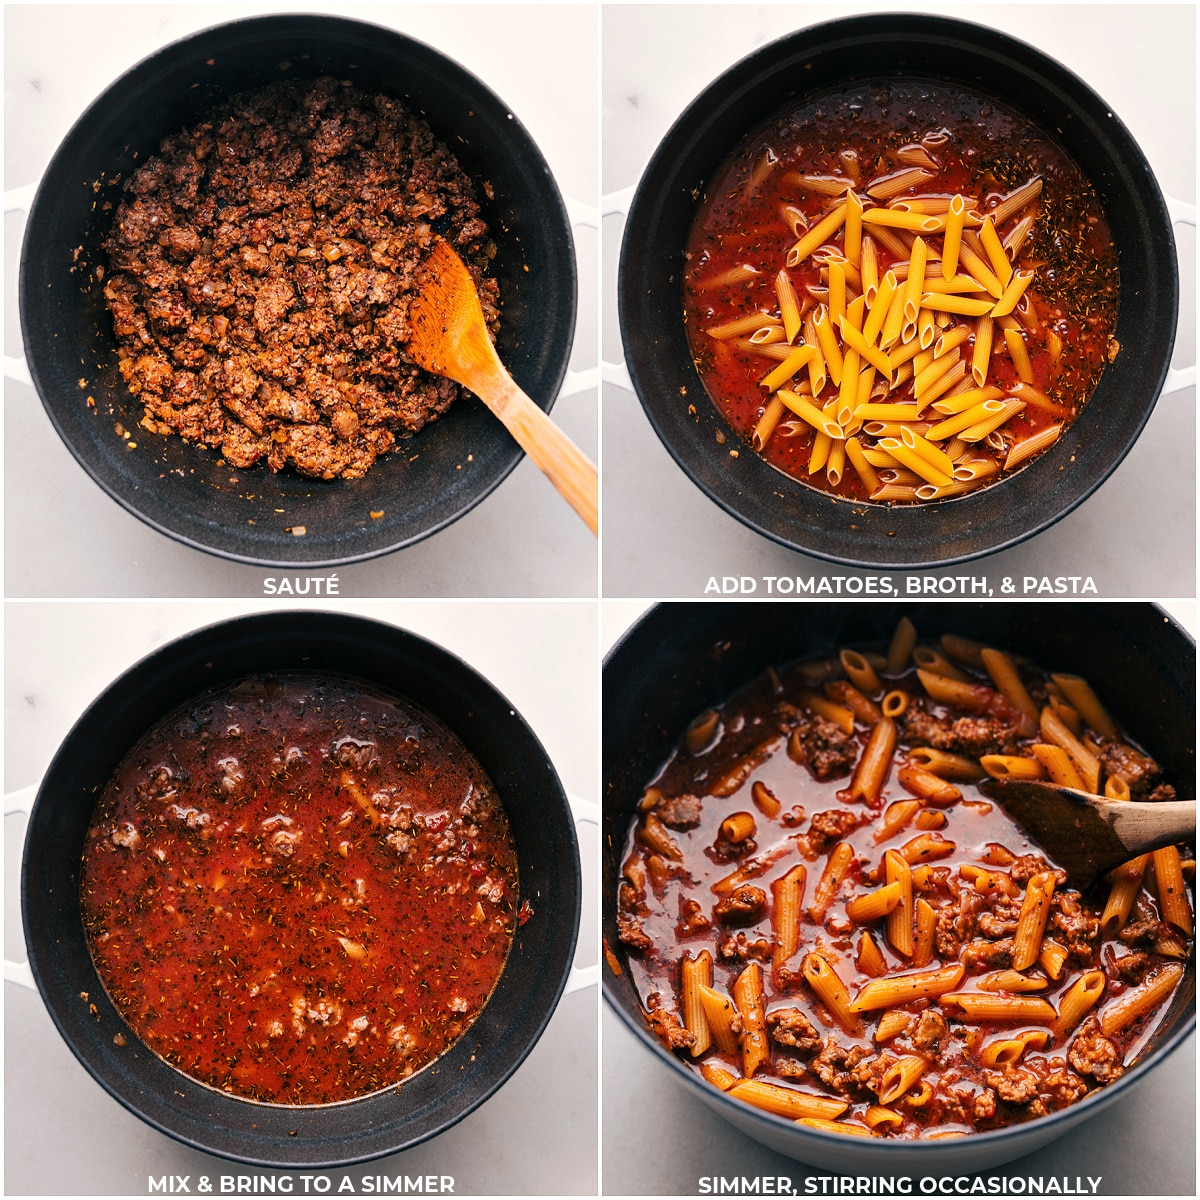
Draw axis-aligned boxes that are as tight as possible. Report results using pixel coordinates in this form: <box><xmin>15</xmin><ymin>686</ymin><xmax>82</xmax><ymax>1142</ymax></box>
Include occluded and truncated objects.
<box><xmin>603</xmin><ymin>601</ymin><xmax>1195</xmax><ymax>1167</ymax></box>
<box><xmin>24</xmin><ymin>612</ymin><xmax>580</xmax><ymax>1167</ymax></box>
<box><xmin>619</xmin><ymin>15</ymin><xmax>1177</xmax><ymax>567</ymax></box>
<box><xmin>21</xmin><ymin>14</ymin><xmax>576</xmax><ymax>566</ymax></box>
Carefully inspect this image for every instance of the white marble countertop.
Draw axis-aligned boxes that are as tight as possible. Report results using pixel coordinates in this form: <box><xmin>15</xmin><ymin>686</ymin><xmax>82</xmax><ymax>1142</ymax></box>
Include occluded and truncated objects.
<box><xmin>600</xmin><ymin>599</ymin><xmax>1196</xmax><ymax>1195</ymax></box>
<box><xmin>4</xmin><ymin>600</ymin><xmax>598</xmax><ymax>1195</ymax></box>
<box><xmin>601</xmin><ymin>4</ymin><xmax>1196</xmax><ymax>599</ymax></box>
<box><xmin>4</xmin><ymin>4</ymin><xmax>598</xmax><ymax>598</ymax></box>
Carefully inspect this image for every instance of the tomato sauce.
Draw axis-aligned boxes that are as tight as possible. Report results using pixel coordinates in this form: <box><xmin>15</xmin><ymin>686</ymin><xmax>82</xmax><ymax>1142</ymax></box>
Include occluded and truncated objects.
<box><xmin>617</xmin><ymin>642</ymin><xmax>1190</xmax><ymax>1136</ymax></box>
<box><xmin>682</xmin><ymin>80</ymin><xmax>1119</xmax><ymax>501</ymax></box>
<box><xmin>81</xmin><ymin>675</ymin><xmax>519</xmax><ymax>1105</ymax></box>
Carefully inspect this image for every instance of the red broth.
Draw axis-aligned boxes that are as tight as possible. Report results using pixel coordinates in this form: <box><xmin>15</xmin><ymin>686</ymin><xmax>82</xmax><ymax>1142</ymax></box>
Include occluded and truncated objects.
<box><xmin>616</xmin><ymin>640</ymin><xmax>1190</xmax><ymax>1137</ymax></box>
<box><xmin>81</xmin><ymin>675</ymin><xmax>520</xmax><ymax>1105</ymax></box>
<box><xmin>682</xmin><ymin>80</ymin><xmax>1119</xmax><ymax>502</ymax></box>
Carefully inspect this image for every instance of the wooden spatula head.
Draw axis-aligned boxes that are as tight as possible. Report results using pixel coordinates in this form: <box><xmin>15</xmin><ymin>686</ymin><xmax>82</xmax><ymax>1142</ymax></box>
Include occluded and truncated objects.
<box><xmin>978</xmin><ymin>778</ymin><xmax>1195</xmax><ymax>889</ymax></box>
<box><xmin>406</xmin><ymin>238</ymin><xmax>500</xmax><ymax>393</ymax></box>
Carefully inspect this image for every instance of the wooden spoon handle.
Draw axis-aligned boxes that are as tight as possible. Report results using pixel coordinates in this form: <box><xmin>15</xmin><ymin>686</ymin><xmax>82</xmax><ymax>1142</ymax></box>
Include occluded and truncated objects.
<box><xmin>474</xmin><ymin>371</ymin><xmax>598</xmax><ymax>535</ymax></box>
<box><xmin>1107</xmin><ymin>800</ymin><xmax>1196</xmax><ymax>856</ymax></box>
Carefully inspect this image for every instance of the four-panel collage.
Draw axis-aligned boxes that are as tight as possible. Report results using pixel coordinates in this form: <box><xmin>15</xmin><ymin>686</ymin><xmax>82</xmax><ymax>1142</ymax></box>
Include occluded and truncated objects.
<box><xmin>3</xmin><ymin>3</ymin><xmax>1195</xmax><ymax>1199</ymax></box>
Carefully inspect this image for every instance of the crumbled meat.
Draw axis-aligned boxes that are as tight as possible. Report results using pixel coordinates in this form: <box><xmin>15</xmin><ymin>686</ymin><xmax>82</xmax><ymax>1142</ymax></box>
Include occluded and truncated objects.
<box><xmin>111</xmin><ymin>822</ymin><xmax>142</xmax><ymax>851</ymax></box>
<box><xmin>812</xmin><ymin>1038</ymin><xmax>871</xmax><ymax>1095</ymax></box>
<box><xmin>767</xmin><ymin>1008</ymin><xmax>822</xmax><ymax>1051</ymax></box>
<box><xmin>977</xmin><ymin>899</ymin><xmax>1022</xmax><ymax>939</ymax></box>
<box><xmin>617</xmin><ymin>912</ymin><xmax>653</xmax><ymax>952</ymax></box>
<box><xmin>710</xmin><ymin>834</ymin><xmax>757</xmax><ymax>863</ymax></box>
<box><xmin>903</xmin><ymin>708</ymin><xmax>1024</xmax><ymax>757</ymax></box>
<box><xmin>790</xmin><ymin>716</ymin><xmax>859</xmax><ymax>780</ymax></box>
<box><xmin>1009</xmin><ymin>854</ymin><xmax>1066</xmax><ymax>886</ymax></box>
<box><xmin>936</xmin><ymin>889</ymin><xmax>986</xmax><ymax>958</ymax></box>
<box><xmin>986</xmin><ymin>1058</ymin><xmax>1088</xmax><ymax>1116</ymax></box>
<box><xmin>268</xmin><ymin>827</ymin><xmax>303</xmax><ymax>857</ymax></box>
<box><xmin>718</xmin><ymin>932</ymin><xmax>772</xmax><ymax>962</ymax></box>
<box><xmin>1097</xmin><ymin>741</ymin><xmax>1162</xmax><ymax>800</ymax></box>
<box><xmin>776</xmin><ymin>1057</ymin><xmax>807</xmax><ymax>1080</ymax></box>
<box><xmin>656</xmin><ymin>794</ymin><xmax>703</xmax><ymax>830</ymax></box>
<box><xmin>1068</xmin><ymin>1019</ymin><xmax>1124</xmax><ymax>1083</ymax></box>
<box><xmin>618</xmin><ymin>880</ymin><xmax>646</xmax><ymax>914</ymax></box>
<box><xmin>973</xmin><ymin>1088</ymin><xmax>998</xmax><ymax>1121</ymax></box>
<box><xmin>1112</xmin><ymin>950</ymin><xmax>1153</xmax><ymax>983</ymax></box>
<box><xmin>910</xmin><ymin>1010</ymin><xmax>949</xmax><ymax>1054</ymax></box>
<box><xmin>714</xmin><ymin>885</ymin><xmax>767</xmax><ymax>924</ymax></box>
<box><xmin>805</xmin><ymin>809</ymin><xmax>863</xmax><ymax>855</ymax></box>
<box><xmin>963</xmin><ymin>937</ymin><xmax>1014</xmax><ymax>969</ymax></box>
<box><xmin>1147</xmin><ymin>783</ymin><xmax>1177</xmax><ymax>804</ymax></box>
<box><xmin>1118</xmin><ymin>919</ymin><xmax>1161</xmax><ymax>947</ymax></box>
<box><xmin>104</xmin><ymin>77</ymin><xmax>499</xmax><ymax>480</ymax></box>
<box><xmin>676</xmin><ymin>898</ymin><xmax>711</xmax><ymax>937</ymax></box>
<box><xmin>332</xmin><ymin>738</ymin><xmax>378</xmax><ymax>771</ymax></box>
<box><xmin>1050</xmin><ymin>892</ymin><xmax>1100</xmax><ymax>963</ymax></box>
<box><xmin>644</xmin><ymin>997</ymin><xmax>696</xmax><ymax>1052</ymax></box>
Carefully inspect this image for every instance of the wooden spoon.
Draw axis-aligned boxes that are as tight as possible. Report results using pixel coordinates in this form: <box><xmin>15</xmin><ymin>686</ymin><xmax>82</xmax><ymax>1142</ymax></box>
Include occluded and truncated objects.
<box><xmin>977</xmin><ymin>778</ymin><xmax>1195</xmax><ymax>889</ymax></box>
<box><xmin>407</xmin><ymin>238</ymin><xmax>598</xmax><ymax>534</ymax></box>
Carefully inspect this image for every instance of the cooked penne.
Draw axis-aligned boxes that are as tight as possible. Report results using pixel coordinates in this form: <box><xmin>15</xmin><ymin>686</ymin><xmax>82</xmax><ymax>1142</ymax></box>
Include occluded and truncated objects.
<box><xmin>802</xmin><ymin>951</ymin><xmax>861</xmax><ymax>1035</ymax></box>
<box><xmin>1049</xmin><ymin>675</ymin><xmax>1119</xmax><ymax>739</ymax></box>
<box><xmin>731</xmin><ymin>1079</ymin><xmax>851</xmax><ymax>1121</ymax></box>
<box><xmin>979</xmin><ymin>648</ymin><xmax>1040</xmax><ymax>726</ymax></box>
<box><xmin>849</xmin><ymin>964</ymin><xmax>965</xmax><ymax>1011</ymax></box>
<box><xmin>1029</xmin><ymin>743</ymin><xmax>1085</xmax><ymax>790</ymax></box>
<box><xmin>874</xmin><ymin>799</ymin><xmax>922</xmax><ymax>843</ymax></box>
<box><xmin>878</xmin><ymin>1055</ymin><xmax>928</xmax><ymax>1105</ymax></box>
<box><xmin>850</xmin><ymin>717</ymin><xmax>898</xmax><ymax>804</ymax></box>
<box><xmin>680</xmin><ymin>951</ymin><xmax>714</xmax><ymax>1056</ymax></box>
<box><xmin>1099</xmin><ymin>964</ymin><xmax>1184</xmax><ymax>1036</ymax></box>
<box><xmin>1012</xmin><ymin>871</ymin><xmax>1056</xmax><ymax>971</ymax></box>
<box><xmin>912</xmin><ymin>899</ymin><xmax>936</xmax><ymax>968</ymax></box>
<box><xmin>700</xmin><ymin>1062</ymin><xmax>739</xmax><ymax>1091</ymax></box>
<box><xmin>697</xmin><ymin>985</ymin><xmax>741</xmax><ymax>1056</ymax></box>
<box><xmin>897</xmin><ymin>764</ymin><xmax>962</xmax><ymax>805</ymax></box>
<box><xmin>1051</xmin><ymin>970</ymin><xmax>1105</xmax><ymax>1037</ymax></box>
<box><xmin>1099</xmin><ymin>854</ymin><xmax>1149</xmax><ymax>934</ymax></box>
<box><xmin>771</xmin><ymin>864</ymin><xmax>808</xmax><ymax>978</ymax></box>
<box><xmin>906</xmin><ymin>746</ymin><xmax>986</xmax><ymax>781</ymax></box>
<box><xmin>809</xmin><ymin>842</ymin><xmax>855</xmax><ymax>922</ymax></box>
<box><xmin>857</xmin><ymin>931</ymin><xmax>889</xmax><ymax>979</ymax></box>
<box><xmin>1153</xmin><ymin>847</ymin><xmax>1192</xmax><ymax>935</ymax></box>
<box><xmin>941</xmin><ymin>994</ymin><xmax>1056</xmax><ymax>1023</ymax></box>
<box><xmin>1039</xmin><ymin>938</ymin><xmax>1069</xmax><ymax>982</ymax></box>
<box><xmin>732</xmin><ymin>962</ymin><xmax>770</xmax><ymax>1077</ymax></box>
<box><xmin>1039</xmin><ymin>707</ymin><xmax>1102</xmax><ymax>793</ymax></box>
<box><xmin>846</xmin><ymin>881</ymin><xmax>904</xmax><ymax>923</ymax></box>
<box><xmin>980</xmin><ymin>754</ymin><xmax>1046</xmax><ymax>781</ymax></box>
<box><xmin>886</xmin><ymin>616</ymin><xmax>918</xmax><ymax>674</ymax></box>
<box><xmin>884</xmin><ymin>850</ymin><xmax>914</xmax><ymax>957</ymax></box>
<box><xmin>977</xmin><ymin>970</ymin><xmax>1047</xmax><ymax>993</ymax></box>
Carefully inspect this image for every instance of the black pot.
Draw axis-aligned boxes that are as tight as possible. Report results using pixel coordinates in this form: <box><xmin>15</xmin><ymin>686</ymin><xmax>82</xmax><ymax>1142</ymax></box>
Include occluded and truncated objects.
<box><xmin>618</xmin><ymin>14</ymin><xmax>1179</xmax><ymax>568</ymax></box>
<box><xmin>19</xmin><ymin>14</ymin><xmax>576</xmax><ymax>568</ymax></box>
<box><xmin>21</xmin><ymin>611</ymin><xmax>581</xmax><ymax>1167</ymax></box>
<box><xmin>603</xmin><ymin>602</ymin><xmax>1195</xmax><ymax>1171</ymax></box>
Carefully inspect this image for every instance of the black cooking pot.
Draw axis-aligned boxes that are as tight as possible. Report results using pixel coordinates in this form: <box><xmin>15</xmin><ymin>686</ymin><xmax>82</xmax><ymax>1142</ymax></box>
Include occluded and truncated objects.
<box><xmin>603</xmin><ymin>602</ymin><xmax>1195</xmax><ymax>1171</ymax></box>
<box><xmin>19</xmin><ymin>14</ymin><xmax>575</xmax><ymax>567</ymax></box>
<box><xmin>618</xmin><ymin>14</ymin><xmax>1179</xmax><ymax>568</ymax></box>
<box><xmin>21</xmin><ymin>611</ymin><xmax>581</xmax><ymax>1167</ymax></box>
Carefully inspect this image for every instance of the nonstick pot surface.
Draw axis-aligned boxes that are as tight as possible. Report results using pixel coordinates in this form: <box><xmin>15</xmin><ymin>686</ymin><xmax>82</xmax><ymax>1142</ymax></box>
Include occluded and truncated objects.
<box><xmin>20</xmin><ymin>14</ymin><xmax>576</xmax><ymax>568</ymax></box>
<box><xmin>22</xmin><ymin>612</ymin><xmax>581</xmax><ymax>1167</ymax></box>
<box><xmin>618</xmin><ymin>14</ymin><xmax>1178</xmax><ymax>568</ymax></box>
<box><xmin>602</xmin><ymin>602</ymin><xmax>1195</xmax><ymax>1171</ymax></box>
